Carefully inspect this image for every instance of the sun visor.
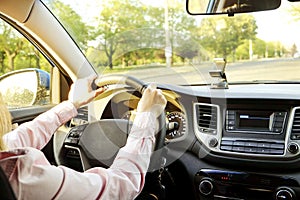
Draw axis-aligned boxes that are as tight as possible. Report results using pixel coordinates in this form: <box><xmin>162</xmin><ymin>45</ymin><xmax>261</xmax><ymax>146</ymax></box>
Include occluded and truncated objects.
<box><xmin>0</xmin><ymin>0</ymin><xmax>35</xmax><ymax>23</ymax></box>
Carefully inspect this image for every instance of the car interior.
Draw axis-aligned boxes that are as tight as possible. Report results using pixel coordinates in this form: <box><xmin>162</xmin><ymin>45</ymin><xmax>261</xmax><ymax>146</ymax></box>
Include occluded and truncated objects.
<box><xmin>1</xmin><ymin>0</ymin><xmax>300</xmax><ymax>199</ymax></box>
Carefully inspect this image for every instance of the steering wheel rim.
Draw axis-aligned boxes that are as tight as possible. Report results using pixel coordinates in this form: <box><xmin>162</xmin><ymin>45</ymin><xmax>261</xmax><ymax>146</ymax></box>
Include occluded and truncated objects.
<box><xmin>95</xmin><ymin>74</ymin><xmax>166</xmax><ymax>156</ymax></box>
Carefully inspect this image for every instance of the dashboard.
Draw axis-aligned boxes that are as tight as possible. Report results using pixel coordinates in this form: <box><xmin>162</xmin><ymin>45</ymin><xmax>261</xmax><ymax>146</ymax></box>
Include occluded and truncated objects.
<box><xmin>65</xmin><ymin>83</ymin><xmax>300</xmax><ymax>200</ymax></box>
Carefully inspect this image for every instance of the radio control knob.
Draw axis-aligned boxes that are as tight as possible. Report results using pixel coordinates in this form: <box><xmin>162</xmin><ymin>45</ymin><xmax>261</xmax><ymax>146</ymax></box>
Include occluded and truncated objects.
<box><xmin>275</xmin><ymin>187</ymin><xmax>295</xmax><ymax>200</ymax></box>
<box><xmin>209</xmin><ymin>138</ymin><xmax>218</xmax><ymax>147</ymax></box>
<box><xmin>199</xmin><ymin>179</ymin><xmax>213</xmax><ymax>196</ymax></box>
<box><xmin>288</xmin><ymin>143</ymin><xmax>299</xmax><ymax>154</ymax></box>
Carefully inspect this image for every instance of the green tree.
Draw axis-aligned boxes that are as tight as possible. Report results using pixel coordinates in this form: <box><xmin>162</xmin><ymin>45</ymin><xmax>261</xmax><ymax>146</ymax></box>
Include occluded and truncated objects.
<box><xmin>95</xmin><ymin>0</ymin><xmax>199</xmax><ymax>69</ymax></box>
<box><xmin>95</xmin><ymin>0</ymin><xmax>147</xmax><ymax>69</ymax></box>
<box><xmin>0</xmin><ymin>51</ymin><xmax>5</xmax><ymax>74</ymax></box>
<box><xmin>49</xmin><ymin>1</ymin><xmax>92</xmax><ymax>51</ymax></box>
<box><xmin>168</xmin><ymin>3</ymin><xmax>198</xmax><ymax>63</ymax></box>
<box><xmin>0</xmin><ymin>21</ymin><xmax>24</xmax><ymax>71</ymax></box>
<box><xmin>198</xmin><ymin>14</ymin><xmax>257</xmax><ymax>61</ymax></box>
<box><xmin>264</xmin><ymin>41</ymin><xmax>286</xmax><ymax>58</ymax></box>
<box><xmin>236</xmin><ymin>38</ymin><xmax>268</xmax><ymax>60</ymax></box>
<box><xmin>253</xmin><ymin>38</ymin><xmax>267</xmax><ymax>59</ymax></box>
<box><xmin>290</xmin><ymin>5</ymin><xmax>300</xmax><ymax>21</ymax></box>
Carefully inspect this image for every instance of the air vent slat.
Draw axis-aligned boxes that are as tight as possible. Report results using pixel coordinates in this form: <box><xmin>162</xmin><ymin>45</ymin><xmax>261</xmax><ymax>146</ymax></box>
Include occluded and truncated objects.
<box><xmin>195</xmin><ymin>104</ymin><xmax>218</xmax><ymax>134</ymax></box>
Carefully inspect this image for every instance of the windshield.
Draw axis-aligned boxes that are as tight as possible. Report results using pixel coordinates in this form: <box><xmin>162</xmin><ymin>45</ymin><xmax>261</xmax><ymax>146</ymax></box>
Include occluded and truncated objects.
<box><xmin>44</xmin><ymin>0</ymin><xmax>300</xmax><ymax>85</ymax></box>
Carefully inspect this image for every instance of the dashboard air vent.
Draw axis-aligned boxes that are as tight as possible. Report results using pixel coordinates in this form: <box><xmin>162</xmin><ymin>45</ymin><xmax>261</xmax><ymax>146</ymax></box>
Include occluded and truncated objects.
<box><xmin>195</xmin><ymin>104</ymin><xmax>218</xmax><ymax>134</ymax></box>
<box><xmin>291</xmin><ymin>108</ymin><xmax>300</xmax><ymax>140</ymax></box>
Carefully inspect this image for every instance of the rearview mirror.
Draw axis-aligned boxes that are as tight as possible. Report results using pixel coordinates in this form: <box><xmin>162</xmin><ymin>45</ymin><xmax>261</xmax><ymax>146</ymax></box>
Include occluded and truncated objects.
<box><xmin>186</xmin><ymin>0</ymin><xmax>281</xmax><ymax>16</ymax></box>
<box><xmin>0</xmin><ymin>68</ymin><xmax>50</xmax><ymax>108</ymax></box>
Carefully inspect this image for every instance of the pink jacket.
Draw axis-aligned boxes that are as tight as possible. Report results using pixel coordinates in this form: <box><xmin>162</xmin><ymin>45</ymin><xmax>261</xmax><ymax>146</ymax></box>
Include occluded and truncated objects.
<box><xmin>0</xmin><ymin>101</ymin><xmax>156</xmax><ymax>199</ymax></box>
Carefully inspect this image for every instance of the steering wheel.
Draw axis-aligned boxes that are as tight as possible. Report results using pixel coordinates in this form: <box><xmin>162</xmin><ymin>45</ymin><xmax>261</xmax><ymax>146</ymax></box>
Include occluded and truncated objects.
<box><xmin>65</xmin><ymin>74</ymin><xmax>166</xmax><ymax>171</ymax></box>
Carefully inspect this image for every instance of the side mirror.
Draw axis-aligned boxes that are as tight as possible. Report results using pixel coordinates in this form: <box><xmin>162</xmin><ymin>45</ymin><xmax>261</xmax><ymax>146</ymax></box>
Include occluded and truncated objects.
<box><xmin>0</xmin><ymin>68</ymin><xmax>50</xmax><ymax>108</ymax></box>
<box><xmin>186</xmin><ymin>0</ymin><xmax>281</xmax><ymax>16</ymax></box>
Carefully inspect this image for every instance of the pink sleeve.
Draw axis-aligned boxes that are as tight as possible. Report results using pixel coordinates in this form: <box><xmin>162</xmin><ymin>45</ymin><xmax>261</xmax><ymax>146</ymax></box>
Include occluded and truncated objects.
<box><xmin>3</xmin><ymin>101</ymin><xmax>77</xmax><ymax>150</ymax></box>
<box><xmin>86</xmin><ymin>112</ymin><xmax>157</xmax><ymax>199</ymax></box>
<box><xmin>56</xmin><ymin>113</ymin><xmax>155</xmax><ymax>199</ymax></box>
<box><xmin>6</xmin><ymin>112</ymin><xmax>156</xmax><ymax>199</ymax></box>
<box><xmin>54</xmin><ymin>112</ymin><xmax>156</xmax><ymax>199</ymax></box>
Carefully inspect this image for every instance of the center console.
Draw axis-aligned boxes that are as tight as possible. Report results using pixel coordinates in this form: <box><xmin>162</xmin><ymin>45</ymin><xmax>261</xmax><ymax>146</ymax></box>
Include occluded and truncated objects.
<box><xmin>220</xmin><ymin>109</ymin><xmax>287</xmax><ymax>155</ymax></box>
<box><xmin>194</xmin><ymin>169</ymin><xmax>300</xmax><ymax>200</ymax></box>
<box><xmin>192</xmin><ymin>101</ymin><xmax>300</xmax><ymax>199</ymax></box>
<box><xmin>193</xmin><ymin>102</ymin><xmax>300</xmax><ymax>160</ymax></box>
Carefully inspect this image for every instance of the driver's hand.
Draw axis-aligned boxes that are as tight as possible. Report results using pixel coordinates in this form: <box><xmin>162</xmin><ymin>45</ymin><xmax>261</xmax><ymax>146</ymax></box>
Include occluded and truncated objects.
<box><xmin>137</xmin><ymin>83</ymin><xmax>167</xmax><ymax>118</ymax></box>
<box><xmin>68</xmin><ymin>75</ymin><xmax>106</xmax><ymax>109</ymax></box>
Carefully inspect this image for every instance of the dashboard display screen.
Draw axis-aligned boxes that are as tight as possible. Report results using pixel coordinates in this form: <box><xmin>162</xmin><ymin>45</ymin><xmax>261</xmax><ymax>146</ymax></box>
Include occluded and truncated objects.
<box><xmin>226</xmin><ymin>110</ymin><xmax>286</xmax><ymax>134</ymax></box>
<box><xmin>236</xmin><ymin>111</ymin><xmax>272</xmax><ymax>131</ymax></box>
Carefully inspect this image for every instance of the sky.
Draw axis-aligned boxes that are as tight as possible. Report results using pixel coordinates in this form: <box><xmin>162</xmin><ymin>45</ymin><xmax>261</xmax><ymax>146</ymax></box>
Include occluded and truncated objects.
<box><xmin>253</xmin><ymin>1</ymin><xmax>300</xmax><ymax>48</ymax></box>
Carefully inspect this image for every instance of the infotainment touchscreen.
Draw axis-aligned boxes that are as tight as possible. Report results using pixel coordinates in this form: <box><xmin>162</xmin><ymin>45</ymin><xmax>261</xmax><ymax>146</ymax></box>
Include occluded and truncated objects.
<box><xmin>226</xmin><ymin>110</ymin><xmax>286</xmax><ymax>134</ymax></box>
<box><xmin>237</xmin><ymin>111</ymin><xmax>272</xmax><ymax>131</ymax></box>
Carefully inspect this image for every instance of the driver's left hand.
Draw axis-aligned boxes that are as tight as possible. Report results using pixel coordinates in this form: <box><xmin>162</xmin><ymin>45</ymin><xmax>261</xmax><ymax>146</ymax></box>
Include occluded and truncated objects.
<box><xmin>68</xmin><ymin>75</ymin><xmax>106</xmax><ymax>109</ymax></box>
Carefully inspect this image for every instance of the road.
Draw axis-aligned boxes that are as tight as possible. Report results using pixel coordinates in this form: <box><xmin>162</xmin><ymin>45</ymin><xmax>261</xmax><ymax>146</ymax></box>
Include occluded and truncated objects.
<box><xmin>110</xmin><ymin>58</ymin><xmax>300</xmax><ymax>85</ymax></box>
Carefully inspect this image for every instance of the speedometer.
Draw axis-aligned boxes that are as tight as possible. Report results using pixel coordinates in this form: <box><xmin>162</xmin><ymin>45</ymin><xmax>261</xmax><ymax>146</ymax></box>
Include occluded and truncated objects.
<box><xmin>166</xmin><ymin>111</ymin><xmax>186</xmax><ymax>140</ymax></box>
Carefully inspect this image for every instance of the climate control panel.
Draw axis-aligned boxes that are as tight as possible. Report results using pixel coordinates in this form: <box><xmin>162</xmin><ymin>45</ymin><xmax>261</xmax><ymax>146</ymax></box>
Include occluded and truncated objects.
<box><xmin>194</xmin><ymin>169</ymin><xmax>300</xmax><ymax>200</ymax></box>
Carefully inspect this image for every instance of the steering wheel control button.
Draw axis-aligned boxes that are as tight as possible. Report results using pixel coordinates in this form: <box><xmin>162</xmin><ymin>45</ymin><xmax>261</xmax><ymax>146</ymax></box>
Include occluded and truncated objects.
<box><xmin>199</xmin><ymin>179</ymin><xmax>213</xmax><ymax>196</ymax></box>
<box><xmin>64</xmin><ymin>124</ymin><xmax>88</xmax><ymax>145</ymax></box>
<box><xmin>288</xmin><ymin>143</ymin><xmax>299</xmax><ymax>154</ymax></box>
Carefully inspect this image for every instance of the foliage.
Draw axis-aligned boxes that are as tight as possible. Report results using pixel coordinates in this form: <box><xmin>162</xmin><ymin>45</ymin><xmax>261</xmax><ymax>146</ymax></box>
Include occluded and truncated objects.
<box><xmin>0</xmin><ymin>0</ymin><xmax>297</xmax><ymax>75</ymax></box>
<box><xmin>49</xmin><ymin>1</ymin><xmax>93</xmax><ymax>51</ymax></box>
<box><xmin>94</xmin><ymin>0</ymin><xmax>152</xmax><ymax>69</ymax></box>
<box><xmin>197</xmin><ymin>14</ymin><xmax>257</xmax><ymax>61</ymax></box>
<box><xmin>0</xmin><ymin>21</ymin><xmax>52</xmax><ymax>76</ymax></box>
<box><xmin>93</xmin><ymin>0</ymin><xmax>199</xmax><ymax>69</ymax></box>
<box><xmin>290</xmin><ymin>4</ymin><xmax>300</xmax><ymax>21</ymax></box>
<box><xmin>0</xmin><ymin>21</ymin><xmax>24</xmax><ymax>72</ymax></box>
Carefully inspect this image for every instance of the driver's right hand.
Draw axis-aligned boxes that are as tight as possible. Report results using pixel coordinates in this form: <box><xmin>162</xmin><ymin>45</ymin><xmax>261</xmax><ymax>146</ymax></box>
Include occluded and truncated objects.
<box><xmin>137</xmin><ymin>83</ymin><xmax>167</xmax><ymax>118</ymax></box>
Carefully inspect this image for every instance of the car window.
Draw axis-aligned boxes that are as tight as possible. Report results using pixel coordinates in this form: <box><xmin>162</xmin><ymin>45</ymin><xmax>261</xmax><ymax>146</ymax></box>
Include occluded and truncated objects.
<box><xmin>0</xmin><ymin>20</ymin><xmax>52</xmax><ymax>109</ymax></box>
<box><xmin>44</xmin><ymin>0</ymin><xmax>300</xmax><ymax>86</ymax></box>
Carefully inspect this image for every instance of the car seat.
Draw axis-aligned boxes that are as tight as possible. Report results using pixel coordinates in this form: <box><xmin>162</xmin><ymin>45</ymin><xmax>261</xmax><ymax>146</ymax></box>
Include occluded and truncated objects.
<box><xmin>0</xmin><ymin>166</ymin><xmax>16</xmax><ymax>200</ymax></box>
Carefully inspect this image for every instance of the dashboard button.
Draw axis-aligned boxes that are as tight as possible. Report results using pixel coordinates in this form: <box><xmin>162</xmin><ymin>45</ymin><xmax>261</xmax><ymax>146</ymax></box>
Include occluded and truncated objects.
<box><xmin>291</xmin><ymin>134</ymin><xmax>300</xmax><ymax>140</ymax></box>
<box><xmin>233</xmin><ymin>146</ymin><xmax>245</xmax><ymax>152</ymax></box>
<box><xmin>220</xmin><ymin>145</ymin><xmax>232</xmax><ymax>151</ymax></box>
<box><xmin>270</xmin><ymin>149</ymin><xmax>284</xmax><ymax>155</ymax></box>
<box><xmin>274</xmin><ymin>121</ymin><xmax>283</xmax><ymax>128</ymax></box>
<box><xmin>273</xmin><ymin>128</ymin><xmax>282</xmax><ymax>133</ymax></box>
<box><xmin>288</xmin><ymin>143</ymin><xmax>299</xmax><ymax>154</ymax></box>
<box><xmin>257</xmin><ymin>148</ymin><xmax>270</xmax><ymax>154</ymax></box>
<box><xmin>244</xmin><ymin>142</ymin><xmax>257</xmax><ymax>147</ymax></box>
<box><xmin>209</xmin><ymin>138</ymin><xmax>218</xmax><ymax>147</ymax></box>
<box><xmin>199</xmin><ymin>179</ymin><xmax>213</xmax><ymax>196</ymax></box>
<box><xmin>233</xmin><ymin>141</ymin><xmax>245</xmax><ymax>146</ymax></box>
<box><xmin>271</xmin><ymin>143</ymin><xmax>284</xmax><ymax>149</ymax></box>
<box><xmin>221</xmin><ymin>140</ymin><xmax>233</xmax><ymax>145</ymax></box>
<box><xmin>244</xmin><ymin>147</ymin><xmax>257</xmax><ymax>153</ymax></box>
<box><xmin>257</xmin><ymin>143</ymin><xmax>271</xmax><ymax>148</ymax></box>
<box><xmin>227</xmin><ymin>110</ymin><xmax>235</xmax><ymax>114</ymax></box>
<box><xmin>227</xmin><ymin>115</ymin><xmax>235</xmax><ymax>120</ymax></box>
